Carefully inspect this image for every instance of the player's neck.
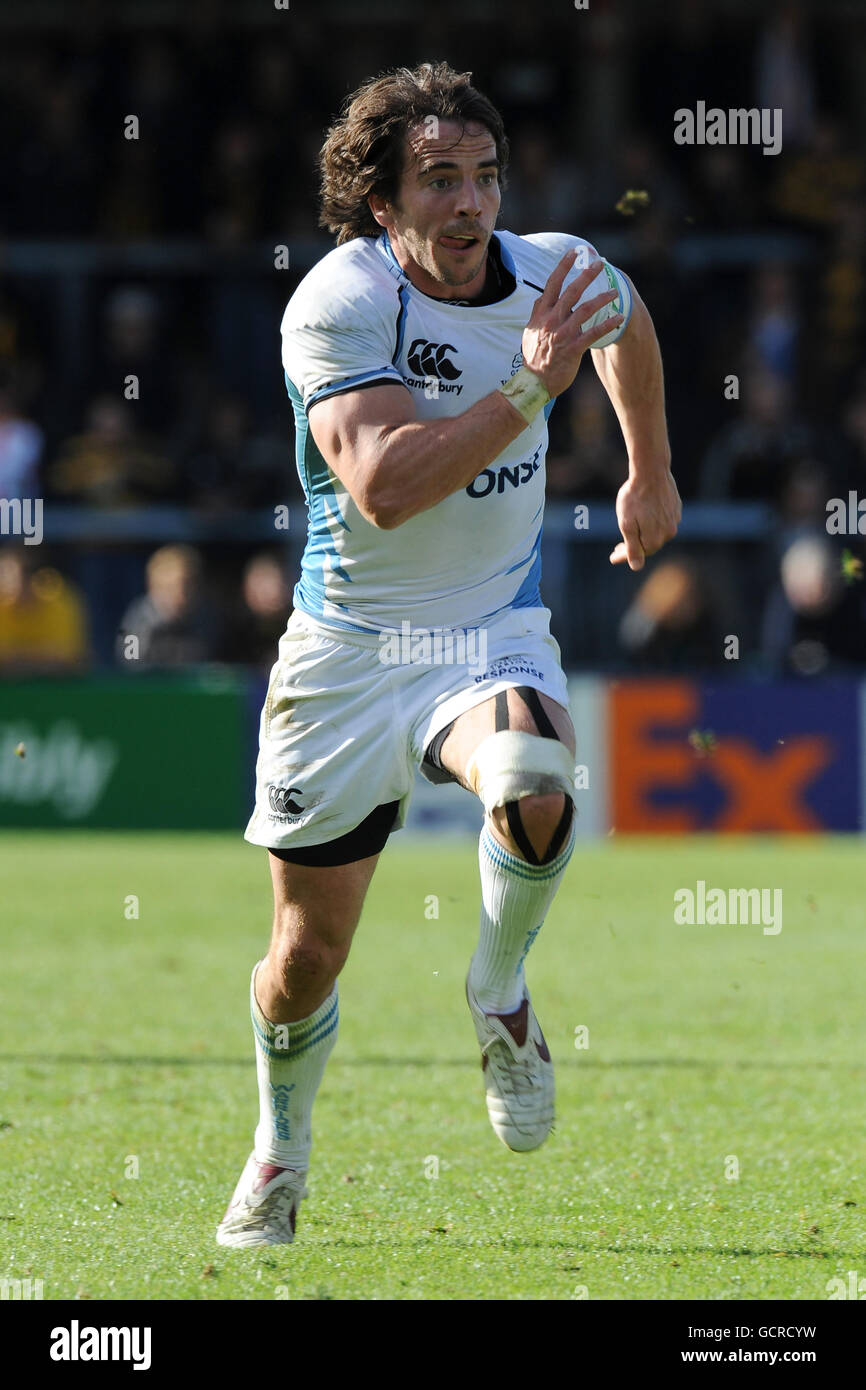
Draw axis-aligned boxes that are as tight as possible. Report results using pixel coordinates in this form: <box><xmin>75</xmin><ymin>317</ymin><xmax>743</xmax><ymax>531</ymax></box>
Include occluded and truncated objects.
<box><xmin>441</xmin><ymin>236</ymin><xmax>513</xmax><ymax>307</ymax></box>
<box><xmin>387</xmin><ymin>234</ymin><xmax>511</xmax><ymax>307</ymax></box>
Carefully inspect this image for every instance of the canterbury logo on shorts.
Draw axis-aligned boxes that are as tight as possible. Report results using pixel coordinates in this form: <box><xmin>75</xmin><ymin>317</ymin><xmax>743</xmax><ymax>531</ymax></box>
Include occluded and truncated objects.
<box><xmin>268</xmin><ymin>785</ymin><xmax>306</xmax><ymax>816</ymax></box>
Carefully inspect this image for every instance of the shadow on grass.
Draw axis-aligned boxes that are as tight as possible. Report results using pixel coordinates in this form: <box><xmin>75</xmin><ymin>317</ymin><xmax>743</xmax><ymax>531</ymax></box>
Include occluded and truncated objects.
<box><xmin>248</xmin><ymin>1231</ymin><xmax>859</xmax><ymax>1262</ymax></box>
<box><xmin>0</xmin><ymin>1054</ymin><xmax>861</xmax><ymax>1070</ymax></box>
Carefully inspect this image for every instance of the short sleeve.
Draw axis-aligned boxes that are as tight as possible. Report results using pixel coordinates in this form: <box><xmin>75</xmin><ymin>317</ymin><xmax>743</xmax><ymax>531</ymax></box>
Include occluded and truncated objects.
<box><xmin>281</xmin><ymin>281</ymin><xmax>407</xmax><ymax>414</ymax></box>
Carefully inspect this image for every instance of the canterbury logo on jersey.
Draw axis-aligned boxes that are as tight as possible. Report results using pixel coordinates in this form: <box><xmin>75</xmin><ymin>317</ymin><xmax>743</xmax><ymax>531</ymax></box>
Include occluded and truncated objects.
<box><xmin>466</xmin><ymin>443</ymin><xmax>543</xmax><ymax>499</ymax></box>
<box><xmin>406</xmin><ymin>339</ymin><xmax>462</xmax><ymax>380</ymax></box>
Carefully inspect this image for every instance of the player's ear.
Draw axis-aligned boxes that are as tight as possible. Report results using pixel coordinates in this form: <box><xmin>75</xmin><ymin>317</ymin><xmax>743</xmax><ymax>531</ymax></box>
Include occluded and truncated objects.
<box><xmin>367</xmin><ymin>193</ymin><xmax>391</xmax><ymax>228</ymax></box>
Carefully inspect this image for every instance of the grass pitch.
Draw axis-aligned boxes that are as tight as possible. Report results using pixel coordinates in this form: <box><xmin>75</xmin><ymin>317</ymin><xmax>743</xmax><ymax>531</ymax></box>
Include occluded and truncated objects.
<box><xmin>1</xmin><ymin>831</ymin><xmax>864</xmax><ymax>1301</ymax></box>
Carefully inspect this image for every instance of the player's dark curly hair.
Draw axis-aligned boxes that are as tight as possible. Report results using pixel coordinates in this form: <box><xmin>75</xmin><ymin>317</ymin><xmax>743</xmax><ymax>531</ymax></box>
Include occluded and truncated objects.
<box><xmin>318</xmin><ymin>61</ymin><xmax>509</xmax><ymax>244</ymax></box>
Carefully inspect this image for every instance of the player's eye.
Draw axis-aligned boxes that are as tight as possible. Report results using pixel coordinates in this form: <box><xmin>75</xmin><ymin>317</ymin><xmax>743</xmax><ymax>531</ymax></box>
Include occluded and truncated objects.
<box><xmin>429</xmin><ymin>177</ymin><xmax>450</xmax><ymax>190</ymax></box>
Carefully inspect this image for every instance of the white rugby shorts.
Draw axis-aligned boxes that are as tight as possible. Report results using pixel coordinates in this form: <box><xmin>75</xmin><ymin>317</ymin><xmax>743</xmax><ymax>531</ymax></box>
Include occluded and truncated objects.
<box><xmin>244</xmin><ymin>604</ymin><xmax>570</xmax><ymax>851</ymax></box>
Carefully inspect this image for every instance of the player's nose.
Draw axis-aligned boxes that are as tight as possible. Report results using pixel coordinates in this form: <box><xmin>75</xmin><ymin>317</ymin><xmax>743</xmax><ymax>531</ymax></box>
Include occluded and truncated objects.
<box><xmin>453</xmin><ymin>178</ymin><xmax>484</xmax><ymax>217</ymax></box>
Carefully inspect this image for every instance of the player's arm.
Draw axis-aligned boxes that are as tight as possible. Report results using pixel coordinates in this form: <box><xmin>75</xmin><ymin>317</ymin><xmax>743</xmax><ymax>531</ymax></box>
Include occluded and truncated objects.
<box><xmin>590</xmin><ymin>275</ymin><xmax>682</xmax><ymax>570</ymax></box>
<box><xmin>308</xmin><ymin>251</ymin><xmax>620</xmax><ymax>530</ymax></box>
<box><xmin>308</xmin><ymin>381</ymin><xmax>524</xmax><ymax>530</ymax></box>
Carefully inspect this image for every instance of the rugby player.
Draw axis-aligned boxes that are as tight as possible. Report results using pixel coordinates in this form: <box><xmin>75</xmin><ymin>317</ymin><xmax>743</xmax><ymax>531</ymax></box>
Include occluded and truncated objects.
<box><xmin>217</xmin><ymin>61</ymin><xmax>680</xmax><ymax>1247</ymax></box>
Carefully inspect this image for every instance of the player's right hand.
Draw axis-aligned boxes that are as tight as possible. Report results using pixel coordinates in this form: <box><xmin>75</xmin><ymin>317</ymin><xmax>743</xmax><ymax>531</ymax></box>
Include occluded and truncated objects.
<box><xmin>521</xmin><ymin>249</ymin><xmax>623</xmax><ymax>399</ymax></box>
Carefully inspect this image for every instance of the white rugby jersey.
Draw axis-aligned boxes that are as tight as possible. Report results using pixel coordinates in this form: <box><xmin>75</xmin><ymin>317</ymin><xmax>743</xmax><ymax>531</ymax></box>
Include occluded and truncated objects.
<box><xmin>281</xmin><ymin>229</ymin><xmax>632</xmax><ymax>633</ymax></box>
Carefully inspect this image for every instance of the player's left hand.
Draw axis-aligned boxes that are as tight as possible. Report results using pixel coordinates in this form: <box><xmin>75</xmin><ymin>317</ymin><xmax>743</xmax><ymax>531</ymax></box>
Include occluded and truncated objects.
<box><xmin>609</xmin><ymin>465</ymin><xmax>681</xmax><ymax>570</ymax></box>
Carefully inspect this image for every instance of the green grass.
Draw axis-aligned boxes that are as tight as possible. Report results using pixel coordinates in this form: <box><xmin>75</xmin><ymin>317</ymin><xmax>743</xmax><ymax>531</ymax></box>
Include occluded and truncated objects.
<box><xmin>1</xmin><ymin>831</ymin><xmax>864</xmax><ymax>1300</ymax></box>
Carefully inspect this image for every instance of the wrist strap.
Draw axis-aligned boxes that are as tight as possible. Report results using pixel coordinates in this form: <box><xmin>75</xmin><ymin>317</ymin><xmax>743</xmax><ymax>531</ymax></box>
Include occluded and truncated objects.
<box><xmin>497</xmin><ymin>365</ymin><xmax>551</xmax><ymax>425</ymax></box>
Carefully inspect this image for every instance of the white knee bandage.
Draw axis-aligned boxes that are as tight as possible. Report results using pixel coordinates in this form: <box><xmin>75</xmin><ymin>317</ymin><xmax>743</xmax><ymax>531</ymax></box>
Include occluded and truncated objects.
<box><xmin>464</xmin><ymin>730</ymin><xmax>576</xmax><ymax>815</ymax></box>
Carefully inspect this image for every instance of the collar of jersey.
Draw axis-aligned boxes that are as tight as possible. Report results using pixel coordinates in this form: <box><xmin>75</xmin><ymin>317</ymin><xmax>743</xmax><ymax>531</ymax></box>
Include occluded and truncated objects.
<box><xmin>375</xmin><ymin>230</ymin><xmax>520</xmax><ymax>306</ymax></box>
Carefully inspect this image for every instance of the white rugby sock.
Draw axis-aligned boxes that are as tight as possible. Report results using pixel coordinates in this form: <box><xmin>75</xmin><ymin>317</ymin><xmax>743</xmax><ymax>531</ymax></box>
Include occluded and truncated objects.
<box><xmin>250</xmin><ymin>962</ymin><xmax>338</xmax><ymax>1170</ymax></box>
<box><xmin>469</xmin><ymin>818</ymin><xmax>576</xmax><ymax>1013</ymax></box>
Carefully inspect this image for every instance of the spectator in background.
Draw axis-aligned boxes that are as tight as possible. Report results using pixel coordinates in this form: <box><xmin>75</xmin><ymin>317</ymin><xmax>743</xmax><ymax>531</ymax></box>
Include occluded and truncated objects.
<box><xmin>778</xmin><ymin>457</ymin><xmax>837</xmax><ymax>535</ymax></box>
<box><xmin>0</xmin><ymin>368</ymin><xmax>43</xmax><ymax>501</ymax></box>
<box><xmin>608</xmin><ymin>133</ymin><xmax>688</xmax><ymax>228</ymax></box>
<box><xmin>116</xmin><ymin>544</ymin><xmax>220</xmax><ymax>668</ymax></box>
<box><xmin>747</xmin><ymin>264</ymin><xmax>800</xmax><ymax>383</ymax></box>
<box><xmin>618</xmin><ymin>559</ymin><xmax>724</xmax><ymax>671</ymax></box>
<box><xmin>99</xmin><ymin>37</ymin><xmax>206</xmax><ymax>237</ymax></box>
<box><xmin>203</xmin><ymin>117</ymin><xmax>266</xmax><ymax>245</ymax></box>
<box><xmin>247</xmin><ymin>41</ymin><xmax>321</xmax><ymax>237</ymax></box>
<box><xmin>48</xmin><ymin>394</ymin><xmax>175</xmax><ymax>507</ymax></box>
<box><xmin>184</xmin><ymin>392</ymin><xmax>290</xmax><ymax>512</ymax></box>
<box><xmin>756</xmin><ymin>3</ymin><xmax>816</xmax><ymax>151</ymax></box>
<box><xmin>0</xmin><ymin>284</ymin><xmax>44</xmax><ymax>404</ymax></box>
<box><xmin>0</xmin><ymin>548</ymin><xmax>89</xmax><ymax>671</ymax></box>
<box><xmin>202</xmin><ymin>112</ymin><xmax>291</xmax><ymax>423</ymax></box>
<box><xmin>500</xmin><ymin>123</ymin><xmax>584</xmax><ymax>233</ymax></box>
<box><xmin>46</xmin><ymin>393</ymin><xmax>176</xmax><ymax>664</ymax></box>
<box><xmin>770</xmin><ymin>115</ymin><xmax>863</xmax><ymax>230</ymax></box>
<box><xmin>698</xmin><ymin>367</ymin><xmax>814</xmax><ymax>503</ymax></box>
<box><xmin>811</xmin><ymin>196</ymin><xmax>866</xmax><ymax>401</ymax></box>
<box><xmin>690</xmin><ymin>148</ymin><xmax>759</xmax><ymax>230</ymax></box>
<box><xmin>840</xmin><ymin>369</ymin><xmax>866</xmax><ymax>493</ymax></box>
<box><xmin>761</xmin><ymin>533</ymin><xmax>866</xmax><ymax>675</ymax></box>
<box><xmin>546</xmin><ymin>371</ymin><xmax>623</xmax><ymax>497</ymax></box>
<box><xmin>97</xmin><ymin>137</ymin><xmax>161</xmax><ymax>241</ymax></box>
<box><xmin>10</xmin><ymin>78</ymin><xmax>97</xmax><ymax>236</ymax></box>
<box><xmin>222</xmin><ymin>551</ymin><xmax>292</xmax><ymax>668</ymax></box>
<box><xmin>89</xmin><ymin>286</ymin><xmax>180</xmax><ymax>444</ymax></box>
<box><xmin>635</xmin><ymin>2</ymin><xmax>745</xmax><ymax>143</ymax></box>
<box><xmin>492</xmin><ymin>31</ymin><xmax>566</xmax><ymax>132</ymax></box>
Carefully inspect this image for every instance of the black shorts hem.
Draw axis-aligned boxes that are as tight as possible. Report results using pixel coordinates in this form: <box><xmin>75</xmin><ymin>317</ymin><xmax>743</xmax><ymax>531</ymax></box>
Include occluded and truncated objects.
<box><xmin>267</xmin><ymin>800</ymin><xmax>400</xmax><ymax>867</ymax></box>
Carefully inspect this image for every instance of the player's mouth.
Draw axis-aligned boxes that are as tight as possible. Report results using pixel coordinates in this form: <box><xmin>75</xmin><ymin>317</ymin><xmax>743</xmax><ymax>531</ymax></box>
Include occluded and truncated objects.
<box><xmin>439</xmin><ymin>233</ymin><xmax>481</xmax><ymax>254</ymax></box>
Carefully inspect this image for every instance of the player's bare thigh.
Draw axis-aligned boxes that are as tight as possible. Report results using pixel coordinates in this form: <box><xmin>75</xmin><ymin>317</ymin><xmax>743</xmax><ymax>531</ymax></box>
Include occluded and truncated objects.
<box><xmin>256</xmin><ymin>851</ymin><xmax>381</xmax><ymax>1023</ymax></box>
<box><xmin>438</xmin><ymin>688</ymin><xmax>576</xmax><ymax>854</ymax></box>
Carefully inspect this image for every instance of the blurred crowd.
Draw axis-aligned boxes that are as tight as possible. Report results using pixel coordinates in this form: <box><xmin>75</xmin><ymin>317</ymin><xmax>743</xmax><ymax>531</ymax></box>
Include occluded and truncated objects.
<box><xmin>1</xmin><ymin>1</ymin><xmax>865</xmax><ymax>674</ymax></box>
<box><xmin>0</xmin><ymin>543</ymin><xmax>293</xmax><ymax>673</ymax></box>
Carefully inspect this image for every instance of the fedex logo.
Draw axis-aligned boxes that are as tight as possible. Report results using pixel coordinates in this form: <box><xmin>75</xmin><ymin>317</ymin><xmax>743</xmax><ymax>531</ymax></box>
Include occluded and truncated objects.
<box><xmin>609</xmin><ymin>680</ymin><xmax>858</xmax><ymax>832</ymax></box>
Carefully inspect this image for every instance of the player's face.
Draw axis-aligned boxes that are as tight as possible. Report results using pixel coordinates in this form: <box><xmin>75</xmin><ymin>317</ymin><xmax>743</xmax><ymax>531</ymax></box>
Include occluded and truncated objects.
<box><xmin>370</xmin><ymin>120</ymin><xmax>501</xmax><ymax>299</ymax></box>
